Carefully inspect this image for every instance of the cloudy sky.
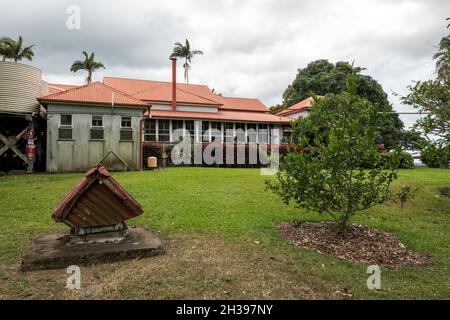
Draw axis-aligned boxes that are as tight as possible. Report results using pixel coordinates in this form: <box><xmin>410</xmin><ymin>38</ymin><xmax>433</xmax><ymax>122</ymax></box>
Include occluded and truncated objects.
<box><xmin>2</xmin><ymin>0</ymin><xmax>449</xmax><ymax>127</ymax></box>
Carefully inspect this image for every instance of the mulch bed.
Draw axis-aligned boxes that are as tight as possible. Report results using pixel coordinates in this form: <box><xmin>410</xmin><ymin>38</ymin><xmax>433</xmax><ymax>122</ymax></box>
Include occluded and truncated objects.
<box><xmin>440</xmin><ymin>187</ymin><xmax>450</xmax><ymax>198</ymax></box>
<box><xmin>277</xmin><ymin>221</ymin><xmax>431</xmax><ymax>268</ymax></box>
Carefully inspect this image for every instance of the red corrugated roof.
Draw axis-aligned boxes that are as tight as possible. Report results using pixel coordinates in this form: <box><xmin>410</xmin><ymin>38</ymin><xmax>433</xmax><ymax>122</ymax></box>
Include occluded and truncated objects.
<box><xmin>212</xmin><ymin>96</ymin><xmax>268</xmax><ymax>112</ymax></box>
<box><xmin>147</xmin><ymin>109</ymin><xmax>290</xmax><ymax>123</ymax></box>
<box><xmin>41</xmin><ymin>77</ymin><xmax>275</xmax><ymax>115</ymax></box>
<box><xmin>48</xmin><ymin>83</ymin><xmax>79</xmax><ymax>94</ymax></box>
<box><xmin>104</xmin><ymin>77</ymin><xmax>268</xmax><ymax>112</ymax></box>
<box><xmin>276</xmin><ymin>97</ymin><xmax>315</xmax><ymax>116</ymax></box>
<box><xmin>52</xmin><ymin>164</ymin><xmax>144</xmax><ymax>228</ymax></box>
<box><xmin>133</xmin><ymin>83</ymin><xmax>222</xmax><ymax>106</ymax></box>
<box><xmin>39</xmin><ymin>82</ymin><xmax>149</xmax><ymax>107</ymax></box>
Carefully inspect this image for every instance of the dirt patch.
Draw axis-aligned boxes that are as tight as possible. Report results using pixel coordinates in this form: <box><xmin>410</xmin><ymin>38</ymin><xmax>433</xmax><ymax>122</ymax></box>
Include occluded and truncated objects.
<box><xmin>440</xmin><ymin>187</ymin><xmax>450</xmax><ymax>198</ymax></box>
<box><xmin>277</xmin><ymin>221</ymin><xmax>431</xmax><ymax>268</ymax></box>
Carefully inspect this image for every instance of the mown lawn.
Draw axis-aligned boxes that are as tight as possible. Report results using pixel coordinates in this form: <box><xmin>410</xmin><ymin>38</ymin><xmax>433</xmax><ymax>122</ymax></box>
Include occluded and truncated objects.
<box><xmin>0</xmin><ymin>167</ymin><xmax>449</xmax><ymax>299</ymax></box>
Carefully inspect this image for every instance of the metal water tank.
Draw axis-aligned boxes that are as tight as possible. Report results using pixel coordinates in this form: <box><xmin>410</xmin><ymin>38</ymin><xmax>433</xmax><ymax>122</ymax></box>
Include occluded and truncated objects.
<box><xmin>0</xmin><ymin>61</ymin><xmax>42</xmax><ymax>114</ymax></box>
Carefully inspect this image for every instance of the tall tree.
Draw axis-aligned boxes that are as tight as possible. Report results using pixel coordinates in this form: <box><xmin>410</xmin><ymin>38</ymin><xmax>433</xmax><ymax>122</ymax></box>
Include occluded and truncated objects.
<box><xmin>432</xmin><ymin>17</ymin><xmax>450</xmax><ymax>78</ymax></box>
<box><xmin>0</xmin><ymin>36</ymin><xmax>34</xmax><ymax>62</ymax></box>
<box><xmin>170</xmin><ymin>39</ymin><xmax>203</xmax><ymax>84</ymax></box>
<box><xmin>402</xmin><ymin>18</ymin><xmax>450</xmax><ymax>168</ymax></box>
<box><xmin>274</xmin><ymin>60</ymin><xmax>404</xmax><ymax>149</ymax></box>
<box><xmin>70</xmin><ymin>51</ymin><xmax>105</xmax><ymax>84</ymax></box>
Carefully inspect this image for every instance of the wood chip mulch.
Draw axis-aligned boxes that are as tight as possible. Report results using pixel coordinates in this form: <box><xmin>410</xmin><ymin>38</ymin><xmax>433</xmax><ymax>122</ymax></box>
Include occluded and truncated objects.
<box><xmin>277</xmin><ymin>221</ymin><xmax>432</xmax><ymax>268</ymax></box>
<box><xmin>440</xmin><ymin>187</ymin><xmax>450</xmax><ymax>198</ymax></box>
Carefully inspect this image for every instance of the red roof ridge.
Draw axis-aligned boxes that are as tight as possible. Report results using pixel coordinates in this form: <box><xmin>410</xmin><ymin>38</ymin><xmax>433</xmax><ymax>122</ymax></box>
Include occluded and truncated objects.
<box><xmin>38</xmin><ymin>81</ymin><xmax>149</xmax><ymax>107</ymax></box>
<box><xmin>133</xmin><ymin>83</ymin><xmax>223</xmax><ymax>106</ymax></box>
<box><xmin>275</xmin><ymin>96</ymin><xmax>319</xmax><ymax>116</ymax></box>
<box><xmin>39</xmin><ymin>81</ymin><xmax>96</xmax><ymax>100</ymax></box>
<box><xmin>132</xmin><ymin>82</ymin><xmax>168</xmax><ymax>96</ymax></box>
<box><xmin>176</xmin><ymin>87</ymin><xmax>223</xmax><ymax>105</ymax></box>
<box><xmin>93</xmin><ymin>82</ymin><xmax>151</xmax><ymax>106</ymax></box>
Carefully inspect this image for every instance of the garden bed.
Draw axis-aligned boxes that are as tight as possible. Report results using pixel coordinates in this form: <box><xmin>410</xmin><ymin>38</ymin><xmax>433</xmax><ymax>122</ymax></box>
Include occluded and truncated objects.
<box><xmin>277</xmin><ymin>221</ymin><xmax>431</xmax><ymax>268</ymax></box>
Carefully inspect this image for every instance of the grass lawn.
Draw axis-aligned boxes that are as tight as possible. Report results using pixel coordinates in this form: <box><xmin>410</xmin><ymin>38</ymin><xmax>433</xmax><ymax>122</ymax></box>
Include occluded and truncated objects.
<box><xmin>0</xmin><ymin>167</ymin><xmax>449</xmax><ymax>299</ymax></box>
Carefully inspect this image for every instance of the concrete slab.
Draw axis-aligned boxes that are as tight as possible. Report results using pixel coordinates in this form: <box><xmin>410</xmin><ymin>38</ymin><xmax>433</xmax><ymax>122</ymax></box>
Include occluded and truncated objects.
<box><xmin>20</xmin><ymin>227</ymin><xmax>164</xmax><ymax>271</ymax></box>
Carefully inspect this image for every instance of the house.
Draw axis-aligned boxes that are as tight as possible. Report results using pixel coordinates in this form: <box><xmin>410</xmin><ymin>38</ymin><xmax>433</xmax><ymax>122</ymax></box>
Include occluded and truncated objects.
<box><xmin>37</xmin><ymin>58</ymin><xmax>291</xmax><ymax>172</ymax></box>
<box><xmin>275</xmin><ymin>97</ymin><xmax>315</xmax><ymax>119</ymax></box>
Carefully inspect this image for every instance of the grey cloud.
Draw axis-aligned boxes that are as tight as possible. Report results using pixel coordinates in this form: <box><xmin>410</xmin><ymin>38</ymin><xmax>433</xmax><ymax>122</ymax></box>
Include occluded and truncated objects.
<box><xmin>0</xmin><ymin>0</ymin><xmax>448</xmax><ymax>129</ymax></box>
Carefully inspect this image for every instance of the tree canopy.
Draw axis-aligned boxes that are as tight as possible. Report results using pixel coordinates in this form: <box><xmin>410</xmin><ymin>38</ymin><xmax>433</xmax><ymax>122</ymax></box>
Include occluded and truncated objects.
<box><xmin>273</xmin><ymin>60</ymin><xmax>405</xmax><ymax>149</ymax></box>
<box><xmin>0</xmin><ymin>36</ymin><xmax>34</xmax><ymax>62</ymax></box>
<box><xmin>170</xmin><ymin>39</ymin><xmax>203</xmax><ymax>84</ymax></box>
<box><xmin>402</xmin><ymin>18</ymin><xmax>450</xmax><ymax>168</ymax></box>
<box><xmin>70</xmin><ymin>51</ymin><xmax>105</xmax><ymax>84</ymax></box>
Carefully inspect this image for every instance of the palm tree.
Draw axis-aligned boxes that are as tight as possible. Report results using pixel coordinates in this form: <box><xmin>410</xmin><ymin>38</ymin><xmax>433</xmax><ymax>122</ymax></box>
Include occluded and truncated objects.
<box><xmin>70</xmin><ymin>51</ymin><xmax>105</xmax><ymax>84</ymax></box>
<box><xmin>433</xmin><ymin>18</ymin><xmax>450</xmax><ymax>77</ymax></box>
<box><xmin>0</xmin><ymin>36</ymin><xmax>34</xmax><ymax>62</ymax></box>
<box><xmin>170</xmin><ymin>39</ymin><xmax>203</xmax><ymax>84</ymax></box>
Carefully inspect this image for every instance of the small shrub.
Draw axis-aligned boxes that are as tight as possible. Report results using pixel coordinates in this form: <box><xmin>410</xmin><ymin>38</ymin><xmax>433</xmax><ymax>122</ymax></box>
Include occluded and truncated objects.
<box><xmin>395</xmin><ymin>185</ymin><xmax>418</xmax><ymax>209</ymax></box>
<box><xmin>420</xmin><ymin>143</ymin><xmax>450</xmax><ymax>168</ymax></box>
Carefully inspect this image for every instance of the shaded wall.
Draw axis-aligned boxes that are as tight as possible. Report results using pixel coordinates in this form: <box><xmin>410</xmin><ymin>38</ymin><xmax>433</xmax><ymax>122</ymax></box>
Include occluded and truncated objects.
<box><xmin>46</xmin><ymin>104</ymin><xmax>144</xmax><ymax>172</ymax></box>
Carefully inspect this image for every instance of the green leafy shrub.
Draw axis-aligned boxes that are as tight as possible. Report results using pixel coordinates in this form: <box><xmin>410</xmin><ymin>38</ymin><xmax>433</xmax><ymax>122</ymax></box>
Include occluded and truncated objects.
<box><xmin>267</xmin><ymin>75</ymin><xmax>402</xmax><ymax>235</ymax></box>
<box><xmin>420</xmin><ymin>143</ymin><xmax>450</xmax><ymax>168</ymax></box>
<box><xmin>382</xmin><ymin>151</ymin><xmax>414</xmax><ymax>169</ymax></box>
<box><xmin>395</xmin><ymin>185</ymin><xmax>418</xmax><ymax>209</ymax></box>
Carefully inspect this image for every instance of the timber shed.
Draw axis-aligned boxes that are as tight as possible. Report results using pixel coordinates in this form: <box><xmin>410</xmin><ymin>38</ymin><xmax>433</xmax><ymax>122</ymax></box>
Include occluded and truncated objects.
<box><xmin>38</xmin><ymin>82</ymin><xmax>149</xmax><ymax>172</ymax></box>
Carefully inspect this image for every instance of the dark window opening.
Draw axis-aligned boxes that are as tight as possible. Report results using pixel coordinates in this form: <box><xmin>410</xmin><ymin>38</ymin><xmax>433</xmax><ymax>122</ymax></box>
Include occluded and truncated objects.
<box><xmin>58</xmin><ymin>128</ymin><xmax>73</xmax><ymax>140</ymax></box>
<box><xmin>120</xmin><ymin>129</ymin><xmax>133</xmax><ymax>141</ymax></box>
<box><xmin>158</xmin><ymin>120</ymin><xmax>170</xmax><ymax>142</ymax></box>
<box><xmin>61</xmin><ymin>114</ymin><xmax>72</xmax><ymax>126</ymax></box>
<box><xmin>144</xmin><ymin>119</ymin><xmax>156</xmax><ymax>141</ymax></box>
<box><xmin>92</xmin><ymin>116</ymin><xmax>103</xmax><ymax>127</ymax></box>
<box><xmin>185</xmin><ymin>120</ymin><xmax>195</xmax><ymax>139</ymax></box>
<box><xmin>121</xmin><ymin>117</ymin><xmax>131</xmax><ymax>128</ymax></box>
<box><xmin>90</xmin><ymin>128</ymin><xmax>104</xmax><ymax>140</ymax></box>
<box><xmin>202</xmin><ymin>121</ymin><xmax>210</xmax><ymax>142</ymax></box>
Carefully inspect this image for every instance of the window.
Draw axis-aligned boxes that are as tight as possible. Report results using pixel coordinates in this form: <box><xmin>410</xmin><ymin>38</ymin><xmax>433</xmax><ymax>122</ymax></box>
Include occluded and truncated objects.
<box><xmin>235</xmin><ymin>123</ymin><xmax>246</xmax><ymax>143</ymax></box>
<box><xmin>121</xmin><ymin>116</ymin><xmax>131</xmax><ymax>128</ymax></box>
<box><xmin>172</xmin><ymin>120</ymin><xmax>184</xmax><ymax>142</ymax></box>
<box><xmin>58</xmin><ymin>128</ymin><xmax>72</xmax><ymax>140</ymax></box>
<box><xmin>202</xmin><ymin>121</ymin><xmax>210</xmax><ymax>142</ymax></box>
<box><xmin>92</xmin><ymin>116</ymin><xmax>103</xmax><ymax>127</ymax></box>
<box><xmin>59</xmin><ymin>114</ymin><xmax>72</xmax><ymax>140</ymax></box>
<box><xmin>90</xmin><ymin>128</ymin><xmax>104</xmax><ymax>140</ymax></box>
<box><xmin>120</xmin><ymin>129</ymin><xmax>133</xmax><ymax>141</ymax></box>
<box><xmin>270</xmin><ymin>124</ymin><xmax>280</xmax><ymax>144</ymax></box>
<box><xmin>247</xmin><ymin>123</ymin><xmax>257</xmax><ymax>143</ymax></box>
<box><xmin>61</xmin><ymin>114</ymin><xmax>72</xmax><ymax>126</ymax></box>
<box><xmin>224</xmin><ymin>122</ymin><xmax>234</xmax><ymax>143</ymax></box>
<box><xmin>258</xmin><ymin>124</ymin><xmax>268</xmax><ymax>144</ymax></box>
<box><xmin>185</xmin><ymin>120</ymin><xmax>195</xmax><ymax>140</ymax></box>
<box><xmin>144</xmin><ymin>119</ymin><xmax>156</xmax><ymax>141</ymax></box>
<box><xmin>158</xmin><ymin>120</ymin><xmax>170</xmax><ymax>142</ymax></box>
<box><xmin>211</xmin><ymin>122</ymin><xmax>222</xmax><ymax>142</ymax></box>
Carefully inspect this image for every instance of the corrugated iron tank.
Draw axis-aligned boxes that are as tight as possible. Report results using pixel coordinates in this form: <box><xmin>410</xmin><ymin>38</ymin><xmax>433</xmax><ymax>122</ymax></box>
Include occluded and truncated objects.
<box><xmin>0</xmin><ymin>61</ymin><xmax>42</xmax><ymax>114</ymax></box>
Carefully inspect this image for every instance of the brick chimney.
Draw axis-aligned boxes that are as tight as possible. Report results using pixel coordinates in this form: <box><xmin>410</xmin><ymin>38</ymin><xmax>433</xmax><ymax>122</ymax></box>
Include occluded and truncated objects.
<box><xmin>170</xmin><ymin>57</ymin><xmax>177</xmax><ymax>112</ymax></box>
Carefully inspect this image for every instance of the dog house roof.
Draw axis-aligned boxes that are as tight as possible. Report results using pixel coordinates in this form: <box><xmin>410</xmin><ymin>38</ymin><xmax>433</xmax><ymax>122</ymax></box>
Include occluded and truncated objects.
<box><xmin>52</xmin><ymin>164</ymin><xmax>144</xmax><ymax>228</ymax></box>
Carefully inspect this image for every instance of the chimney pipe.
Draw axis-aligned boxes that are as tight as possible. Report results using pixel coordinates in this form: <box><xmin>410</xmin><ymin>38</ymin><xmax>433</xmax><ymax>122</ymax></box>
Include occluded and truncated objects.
<box><xmin>170</xmin><ymin>57</ymin><xmax>177</xmax><ymax>112</ymax></box>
